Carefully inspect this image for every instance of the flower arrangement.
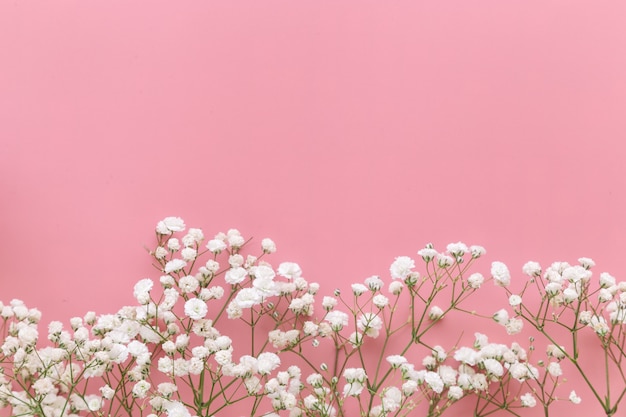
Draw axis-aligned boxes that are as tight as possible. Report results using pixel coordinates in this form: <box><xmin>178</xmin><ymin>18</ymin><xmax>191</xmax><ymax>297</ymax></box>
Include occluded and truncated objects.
<box><xmin>0</xmin><ymin>217</ymin><xmax>621</xmax><ymax>417</ymax></box>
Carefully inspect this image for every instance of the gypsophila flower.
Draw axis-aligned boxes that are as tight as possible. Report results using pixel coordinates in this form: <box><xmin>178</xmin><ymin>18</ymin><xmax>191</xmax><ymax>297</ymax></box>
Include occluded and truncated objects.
<box><xmin>184</xmin><ymin>298</ymin><xmax>208</xmax><ymax>320</ymax></box>
<box><xmin>470</xmin><ymin>245</ymin><xmax>486</xmax><ymax>258</ymax></box>
<box><xmin>467</xmin><ymin>272</ymin><xmax>484</xmax><ymax>289</ymax></box>
<box><xmin>206</xmin><ymin>239</ymin><xmax>227</xmax><ymax>254</ymax></box>
<box><xmin>389</xmin><ymin>256</ymin><xmax>415</xmax><ymax>280</ymax></box>
<box><xmin>429</xmin><ymin>306</ymin><xmax>444</xmax><ymax>320</ymax></box>
<box><xmin>261</xmin><ymin>238</ymin><xmax>277</xmax><ymax>253</ymax></box>
<box><xmin>509</xmin><ymin>294</ymin><xmax>522</xmax><ymax>307</ymax></box>
<box><xmin>569</xmin><ymin>390</ymin><xmax>582</xmax><ymax>404</ymax></box>
<box><xmin>522</xmin><ymin>261</ymin><xmax>542</xmax><ymax>277</ymax></box>
<box><xmin>373</xmin><ymin>294</ymin><xmax>389</xmax><ymax>309</ymax></box>
<box><xmin>521</xmin><ymin>393</ymin><xmax>537</xmax><ymax>407</ymax></box>
<box><xmin>493</xmin><ymin>309</ymin><xmax>509</xmax><ymax>324</ymax></box>
<box><xmin>351</xmin><ymin>283</ymin><xmax>367</xmax><ymax>296</ymax></box>
<box><xmin>388</xmin><ymin>281</ymin><xmax>403</xmax><ymax>295</ymax></box>
<box><xmin>156</xmin><ymin>217</ymin><xmax>186</xmax><ymax>234</ymax></box>
<box><xmin>364</xmin><ymin>276</ymin><xmax>383</xmax><ymax>291</ymax></box>
<box><xmin>164</xmin><ymin>259</ymin><xmax>187</xmax><ymax>274</ymax></box>
<box><xmin>600</xmin><ymin>272</ymin><xmax>616</xmax><ymax>288</ymax></box>
<box><xmin>578</xmin><ymin>257</ymin><xmax>595</xmax><ymax>269</ymax></box>
<box><xmin>418</xmin><ymin>245</ymin><xmax>438</xmax><ymax>262</ymax></box>
<box><xmin>386</xmin><ymin>355</ymin><xmax>407</xmax><ymax>368</ymax></box>
<box><xmin>491</xmin><ymin>261</ymin><xmax>511</xmax><ymax>287</ymax></box>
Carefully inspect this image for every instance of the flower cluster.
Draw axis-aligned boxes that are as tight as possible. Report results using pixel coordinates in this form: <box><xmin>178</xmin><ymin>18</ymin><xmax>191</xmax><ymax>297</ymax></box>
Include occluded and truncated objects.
<box><xmin>0</xmin><ymin>218</ymin><xmax>605</xmax><ymax>417</ymax></box>
<box><xmin>493</xmin><ymin>257</ymin><xmax>626</xmax><ymax>416</ymax></box>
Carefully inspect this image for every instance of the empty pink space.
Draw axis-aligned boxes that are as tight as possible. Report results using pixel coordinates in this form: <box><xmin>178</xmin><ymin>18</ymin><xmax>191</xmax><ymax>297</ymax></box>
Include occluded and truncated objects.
<box><xmin>2</xmin><ymin>1</ymin><xmax>626</xmax><ymax>416</ymax></box>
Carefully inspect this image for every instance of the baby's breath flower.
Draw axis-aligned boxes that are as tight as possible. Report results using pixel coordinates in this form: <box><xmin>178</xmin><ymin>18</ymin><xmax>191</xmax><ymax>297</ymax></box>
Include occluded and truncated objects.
<box><xmin>491</xmin><ymin>262</ymin><xmax>511</xmax><ymax>287</ymax></box>
<box><xmin>521</xmin><ymin>393</ymin><xmax>537</xmax><ymax>407</ymax></box>
<box><xmin>522</xmin><ymin>261</ymin><xmax>542</xmax><ymax>277</ymax></box>
<box><xmin>429</xmin><ymin>306</ymin><xmax>444</xmax><ymax>321</ymax></box>
<box><xmin>569</xmin><ymin>390</ymin><xmax>582</xmax><ymax>404</ymax></box>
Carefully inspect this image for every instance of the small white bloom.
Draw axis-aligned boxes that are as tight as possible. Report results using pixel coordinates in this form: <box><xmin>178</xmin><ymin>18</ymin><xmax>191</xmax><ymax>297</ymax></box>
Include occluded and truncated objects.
<box><xmin>225</xmin><ymin>267</ymin><xmax>247</xmax><ymax>284</ymax></box>
<box><xmin>467</xmin><ymin>273</ymin><xmax>484</xmax><ymax>289</ymax></box>
<box><xmin>156</xmin><ymin>217</ymin><xmax>186</xmax><ymax>234</ymax></box>
<box><xmin>470</xmin><ymin>245</ymin><xmax>486</xmax><ymax>258</ymax></box>
<box><xmin>388</xmin><ymin>281</ymin><xmax>403</xmax><ymax>295</ymax></box>
<box><xmin>491</xmin><ymin>262</ymin><xmax>511</xmax><ymax>287</ymax></box>
<box><xmin>600</xmin><ymin>272</ymin><xmax>616</xmax><ymax>288</ymax></box>
<box><xmin>164</xmin><ymin>259</ymin><xmax>186</xmax><ymax>274</ymax></box>
<box><xmin>364</xmin><ymin>275</ymin><xmax>383</xmax><ymax>291</ymax></box>
<box><xmin>386</xmin><ymin>355</ymin><xmax>407</xmax><ymax>368</ymax></box>
<box><xmin>261</xmin><ymin>238</ymin><xmax>277</xmax><ymax>253</ymax></box>
<box><xmin>184</xmin><ymin>298</ymin><xmax>208</xmax><ymax>320</ymax></box>
<box><xmin>578</xmin><ymin>257</ymin><xmax>595</xmax><ymax>269</ymax></box>
<box><xmin>493</xmin><ymin>309</ymin><xmax>509</xmax><ymax>324</ymax></box>
<box><xmin>508</xmin><ymin>295</ymin><xmax>522</xmax><ymax>307</ymax></box>
<box><xmin>429</xmin><ymin>306</ymin><xmax>444</xmax><ymax>320</ymax></box>
<box><xmin>206</xmin><ymin>239</ymin><xmax>227</xmax><ymax>254</ymax></box>
<box><xmin>569</xmin><ymin>390</ymin><xmax>581</xmax><ymax>404</ymax></box>
<box><xmin>389</xmin><ymin>256</ymin><xmax>415</xmax><ymax>280</ymax></box>
<box><xmin>522</xmin><ymin>261</ymin><xmax>542</xmax><ymax>277</ymax></box>
<box><xmin>373</xmin><ymin>294</ymin><xmax>389</xmax><ymax>309</ymax></box>
<box><xmin>278</xmin><ymin>262</ymin><xmax>302</xmax><ymax>280</ymax></box>
<box><xmin>351</xmin><ymin>283</ymin><xmax>368</xmax><ymax>295</ymax></box>
<box><xmin>547</xmin><ymin>362</ymin><xmax>562</xmax><ymax>377</ymax></box>
<box><xmin>521</xmin><ymin>393</ymin><xmax>537</xmax><ymax>407</ymax></box>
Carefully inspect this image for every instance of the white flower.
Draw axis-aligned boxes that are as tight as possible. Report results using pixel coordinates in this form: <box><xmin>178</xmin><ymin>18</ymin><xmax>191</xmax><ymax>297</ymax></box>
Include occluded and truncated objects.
<box><xmin>351</xmin><ymin>283</ymin><xmax>368</xmax><ymax>295</ymax></box>
<box><xmin>133</xmin><ymin>279</ymin><xmax>154</xmax><ymax>304</ymax></box>
<box><xmin>454</xmin><ymin>347</ymin><xmax>478</xmax><ymax>366</ymax></box>
<box><xmin>599</xmin><ymin>288</ymin><xmax>613</xmax><ymax>303</ymax></box>
<box><xmin>521</xmin><ymin>393</ymin><xmax>537</xmax><ymax>407</ymax></box>
<box><xmin>600</xmin><ymin>272</ymin><xmax>616</xmax><ymax>288</ymax></box>
<box><xmin>470</xmin><ymin>245</ymin><xmax>486</xmax><ymax>258</ymax></box>
<box><xmin>491</xmin><ymin>262</ymin><xmax>511</xmax><ymax>287</ymax></box>
<box><xmin>357</xmin><ymin>313</ymin><xmax>383</xmax><ymax>337</ymax></box>
<box><xmin>181</xmin><ymin>247</ymin><xmax>197</xmax><ymax>261</ymax></box>
<box><xmin>482</xmin><ymin>358</ymin><xmax>504</xmax><ymax>377</ymax></box>
<box><xmin>164</xmin><ymin>259</ymin><xmax>187</xmax><ymax>274</ymax></box>
<box><xmin>447</xmin><ymin>242</ymin><xmax>468</xmax><ymax>257</ymax></box>
<box><xmin>386</xmin><ymin>355</ymin><xmax>407</xmax><ymax>368</ymax></box>
<box><xmin>325</xmin><ymin>311</ymin><xmax>349</xmax><ymax>331</ymax></box>
<box><xmin>132</xmin><ymin>380</ymin><xmax>151</xmax><ymax>398</ymax></box>
<box><xmin>234</xmin><ymin>288</ymin><xmax>262</xmax><ymax>308</ymax></box>
<box><xmin>206</xmin><ymin>239</ymin><xmax>227</xmax><ymax>253</ymax></box>
<box><xmin>278</xmin><ymin>262</ymin><xmax>302</xmax><ymax>279</ymax></box>
<box><xmin>578</xmin><ymin>257</ymin><xmax>595</xmax><ymax>269</ymax></box>
<box><xmin>389</xmin><ymin>256</ymin><xmax>415</xmax><ymax>280</ymax></box>
<box><xmin>373</xmin><ymin>294</ymin><xmax>389</xmax><ymax>309</ymax></box>
<box><xmin>227</xmin><ymin>229</ymin><xmax>245</xmax><ymax>248</ymax></box>
<box><xmin>448</xmin><ymin>386</ymin><xmax>463</xmax><ymax>401</ymax></box>
<box><xmin>467</xmin><ymin>273</ymin><xmax>484</xmax><ymax>289</ymax></box>
<box><xmin>424</xmin><ymin>371</ymin><xmax>444</xmax><ymax>393</ymax></box>
<box><xmin>258</xmin><ymin>352</ymin><xmax>281</xmax><ymax>375</ymax></box>
<box><xmin>382</xmin><ymin>387</ymin><xmax>402</xmax><ymax>411</ymax></box>
<box><xmin>364</xmin><ymin>276</ymin><xmax>383</xmax><ymax>291</ymax></box>
<box><xmin>590</xmin><ymin>315</ymin><xmax>609</xmax><ymax>336</ymax></box>
<box><xmin>179</xmin><ymin>275</ymin><xmax>199</xmax><ymax>293</ymax></box>
<box><xmin>322</xmin><ymin>296</ymin><xmax>337</xmax><ymax>311</ymax></box>
<box><xmin>569</xmin><ymin>390</ymin><xmax>581</xmax><ymax>404</ymax></box>
<box><xmin>261</xmin><ymin>238</ymin><xmax>277</xmax><ymax>253</ymax></box>
<box><xmin>505</xmin><ymin>318</ymin><xmax>524</xmax><ymax>335</ymax></box>
<box><xmin>163</xmin><ymin>400</ymin><xmax>192</xmax><ymax>417</ymax></box>
<box><xmin>429</xmin><ymin>306</ymin><xmax>444</xmax><ymax>320</ymax></box>
<box><xmin>156</xmin><ymin>217</ymin><xmax>186</xmax><ymax>234</ymax></box>
<box><xmin>508</xmin><ymin>295</ymin><xmax>522</xmax><ymax>307</ymax></box>
<box><xmin>493</xmin><ymin>309</ymin><xmax>509</xmax><ymax>324</ymax></box>
<box><xmin>184</xmin><ymin>298</ymin><xmax>208</xmax><ymax>320</ymax></box>
<box><xmin>522</xmin><ymin>261</ymin><xmax>542</xmax><ymax>277</ymax></box>
<box><xmin>388</xmin><ymin>281</ymin><xmax>403</xmax><ymax>295</ymax></box>
<box><xmin>167</xmin><ymin>238</ymin><xmax>181</xmax><ymax>251</ymax></box>
<box><xmin>418</xmin><ymin>245</ymin><xmax>438</xmax><ymax>262</ymax></box>
<box><xmin>546</xmin><ymin>344</ymin><xmax>566</xmax><ymax>359</ymax></box>
<box><xmin>547</xmin><ymin>362</ymin><xmax>562</xmax><ymax>377</ymax></box>
<box><xmin>225</xmin><ymin>267</ymin><xmax>247</xmax><ymax>284</ymax></box>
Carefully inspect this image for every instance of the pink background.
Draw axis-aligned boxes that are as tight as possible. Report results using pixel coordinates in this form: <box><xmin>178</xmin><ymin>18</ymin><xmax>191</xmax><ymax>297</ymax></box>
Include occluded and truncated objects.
<box><xmin>2</xmin><ymin>1</ymin><xmax>626</xmax><ymax>415</ymax></box>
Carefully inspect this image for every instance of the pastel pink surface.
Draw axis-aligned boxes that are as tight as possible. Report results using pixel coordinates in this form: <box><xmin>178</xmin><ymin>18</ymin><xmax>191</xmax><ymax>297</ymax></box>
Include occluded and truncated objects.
<box><xmin>2</xmin><ymin>2</ymin><xmax>626</xmax><ymax>415</ymax></box>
